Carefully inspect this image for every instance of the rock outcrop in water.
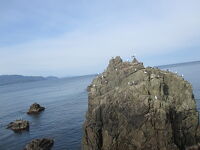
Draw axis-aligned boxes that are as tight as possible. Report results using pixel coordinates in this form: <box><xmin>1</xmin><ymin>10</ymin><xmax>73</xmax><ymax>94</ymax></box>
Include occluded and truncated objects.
<box><xmin>82</xmin><ymin>56</ymin><xmax>200</xmax><ymax>150</ymax></box>
<box><xmin>27</xmin><ymin>103</ymin><xmax>45</xmax><ymax>114</ymax></box>
<box><xmin>24</xmin><ymin>138</ymin><xmax>54</xmax><ymax>150</ymax></box>
<box><xmin>7</xmin><ymin>120</ymin><xmax>29</xmax><ymax>131</ymax></box>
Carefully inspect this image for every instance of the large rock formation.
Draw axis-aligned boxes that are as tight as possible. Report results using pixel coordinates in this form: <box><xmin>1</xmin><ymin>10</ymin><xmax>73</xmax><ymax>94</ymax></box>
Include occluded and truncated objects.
<box><xmin>24</xmin><ymin>138</ymin><xmax>54</xmax><ymax>150</ymax></box>
<box><xmin>82</xmin><ymin>56</ymin><xmax>200</xmax><ymax>150</ymax></box>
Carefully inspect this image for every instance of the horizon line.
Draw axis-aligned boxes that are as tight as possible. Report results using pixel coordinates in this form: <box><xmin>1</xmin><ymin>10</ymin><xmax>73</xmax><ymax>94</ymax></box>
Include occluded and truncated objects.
<box><xmin>0</xmin><ymin>60</ymin><xmax>199</xmax><ymax>77</ymax></box>
<box><xmin>156</xmin><ymin>60</ymin><xmax>200</xmax><ymax>69</ymax></box>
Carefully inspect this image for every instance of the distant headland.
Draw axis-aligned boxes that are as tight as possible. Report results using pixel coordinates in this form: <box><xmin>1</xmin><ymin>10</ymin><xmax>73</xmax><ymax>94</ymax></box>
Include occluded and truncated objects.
<box><xmin>0</xmin><ymin>75</ymin><xmax>58</xmax><ymax>86</ymax></box>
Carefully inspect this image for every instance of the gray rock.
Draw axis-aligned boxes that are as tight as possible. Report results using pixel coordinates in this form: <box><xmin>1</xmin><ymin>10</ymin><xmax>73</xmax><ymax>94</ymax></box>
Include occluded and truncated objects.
<box><xmin>82</xmin><ymin>56</ymin><xmax>200</xmax><ymax>150</ymax></box>
<box><xmin>7</xmin><ymin>120</ymin><xmax>29</xmax><ymax>131</ymax></box>
<box><xmin>27</xmin><ymin>103</ymin><xmax>45</xmax><ymax>114</ymax></box>
<box><xmin>132</xmin><ymin>57</ymin><xmax>139</xmax><ymax>64</ymax></box>
<box><xmin>24</xmin><ymin>138</ymin><xmax>54</xmax><ymax>150</ymax></box>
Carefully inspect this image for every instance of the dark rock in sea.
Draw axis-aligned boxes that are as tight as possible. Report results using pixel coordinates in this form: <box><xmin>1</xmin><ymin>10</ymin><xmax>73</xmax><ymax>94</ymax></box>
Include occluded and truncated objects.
<box><xmin>7</xmin><ymin>120</ymin><xmax>29</xmax><ymax>131</ymax></box>
<box><xmin>24</xmin><ymin>138</ymin><xmax>54</xmax><ymax>150</ymax></box>
<box><xmin>27</xmin><ymin>103</ymin><xmax>45</xmax><ymax>114</ymax></box>
<box><xmin>82</xmin><ymin>56</ymin><xmax>200</xmax><ymax>150</ymax></box>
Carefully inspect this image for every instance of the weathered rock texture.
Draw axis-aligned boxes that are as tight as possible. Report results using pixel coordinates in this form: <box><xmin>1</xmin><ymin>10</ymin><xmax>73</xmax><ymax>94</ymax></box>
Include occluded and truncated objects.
<box><xmin>186</xmin><ymin>143</ymin><xmax>200</xmax><ymax>150</ymax></box>
<box><xmin>24</xmin><ymin>138</ymin><xmax>54</xmax><ymax>150</ymax></box>
<box><xmin>7</xmin><ymin>120</ymin><xmax>29</xmax><ymax>131</ymax></box>
<box><xmin>82</xmin><ymin>56</ymin><xmax>200</xmax><ymax>150</ymax></box>
<box><xmin>27</xmin><ymin>103</ymin><xmax>45</xmax><ymax>114</ymax></box>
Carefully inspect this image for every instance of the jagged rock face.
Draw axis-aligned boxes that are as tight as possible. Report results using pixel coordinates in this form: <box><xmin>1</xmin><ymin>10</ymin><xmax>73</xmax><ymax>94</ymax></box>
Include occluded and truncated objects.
<box><xmin>24</xmin><ymin>138</ymin><xmax>54</xmax><ymax>150</ymax></box>
<box><xmin>82</xmin><ymin>56</ymin><xmax>200</xmax><ymax>150</ymax></box>
<box><xmin>7</xmin><ymin>120</ymin><xmax>29</xmax><ymax>131</ymax></box>
<box><xmin>27</xmin><ymin>103</ymin><xmax>45</xmax><ymax>114</ymax></box>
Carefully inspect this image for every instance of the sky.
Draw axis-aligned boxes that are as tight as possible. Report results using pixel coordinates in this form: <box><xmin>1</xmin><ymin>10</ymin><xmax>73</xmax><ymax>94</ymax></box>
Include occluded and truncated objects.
<box><xmin>0</xmin><ymin>0</ymin><xmax>200</xmax><ymax>77</ymax></box>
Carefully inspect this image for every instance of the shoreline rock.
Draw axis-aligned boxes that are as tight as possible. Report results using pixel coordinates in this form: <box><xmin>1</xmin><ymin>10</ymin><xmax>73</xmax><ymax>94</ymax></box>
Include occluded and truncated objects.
<box><xmin>82</xmin><ymin>56</ymin><xmax>200</xmax><ymax>150</ymax></box>
<box><xmin>27</xmin><ymin>103</ymin><xmax>45</xmax><ymax>114</ymax></box>
<box><xmin>24</xmin><ymin>138</ymin><xmax>54</xmax><ymax>150</ymax></box>
<box><xmin>7</xmin><ymin>120</ymin><xmax>29</xmax><ymax>131</ymax></box>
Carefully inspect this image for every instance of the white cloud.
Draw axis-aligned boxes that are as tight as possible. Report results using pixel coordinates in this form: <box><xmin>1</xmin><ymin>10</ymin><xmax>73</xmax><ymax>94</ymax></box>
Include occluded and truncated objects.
<box><xmin>0</xmin><ymin>0</ymin><xmax>200</xmax><ymax>76</ymax></box>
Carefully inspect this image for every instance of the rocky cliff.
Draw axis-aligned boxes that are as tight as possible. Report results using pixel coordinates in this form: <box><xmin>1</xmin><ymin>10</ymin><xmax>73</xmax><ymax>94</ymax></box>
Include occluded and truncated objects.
<box><xmin>82</xmin><ymin>56</ymin><xmax>200</xmax><ymax>150</ymax></box>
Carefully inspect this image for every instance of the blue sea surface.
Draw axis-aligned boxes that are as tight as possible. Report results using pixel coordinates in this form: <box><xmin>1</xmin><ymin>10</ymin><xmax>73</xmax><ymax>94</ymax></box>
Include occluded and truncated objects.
<box><xmin>0</xmin><ymin>75</ymin><xmax>94</xmax><ymax>150</ymax></box>
<box><xmin>0</xmin><ymin>62</ymin><xmax>200</xmax><ymax>150</ymax></box>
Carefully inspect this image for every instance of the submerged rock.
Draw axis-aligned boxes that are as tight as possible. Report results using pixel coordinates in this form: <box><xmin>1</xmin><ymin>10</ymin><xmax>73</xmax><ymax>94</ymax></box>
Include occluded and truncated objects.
<box><xmin>82</xmin><ymin>56</ymin><xmax>200</xmax><ymax>150</ymax></box>
<box><xmin>24</xmin><ymin>138</ymin><xmax>54</xmax><ymax>150</ymax></box>
<box><xmin>7</xmin><ymin>120</ymin><xmax>29</xmax><ymax>131</ymax></box>
<box><xmin>27</xmin><ymin>103</ymin><xmax>45</xmax><ymax>114</ymax></box>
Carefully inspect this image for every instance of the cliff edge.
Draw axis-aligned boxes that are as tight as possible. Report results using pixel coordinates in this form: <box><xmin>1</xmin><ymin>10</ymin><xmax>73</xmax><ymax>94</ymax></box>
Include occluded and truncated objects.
<box><xmin>82</xmin><ymin>56</ymin><xmax>200</xmax><ymax>150</ymax></box>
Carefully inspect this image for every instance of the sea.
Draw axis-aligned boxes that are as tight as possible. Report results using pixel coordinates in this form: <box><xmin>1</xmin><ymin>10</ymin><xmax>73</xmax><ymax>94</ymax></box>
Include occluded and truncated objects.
<box><xmin>0</xmin><ymin>62</ymin><xmax>200</xmax><ymax>150</ymax></box>
<box><xmin>0</xmin><ymin>75</ymin><xmax>95</xmax><ymax>150</ymax></box>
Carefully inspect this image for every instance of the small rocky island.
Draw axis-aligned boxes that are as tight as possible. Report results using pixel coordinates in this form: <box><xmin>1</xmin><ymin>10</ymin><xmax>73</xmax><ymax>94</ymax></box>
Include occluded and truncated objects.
<box><xmin>82</xmin><ymin>56</ymin><xmax>200</xmax><ymax>150</ymax></box>
<box><xmin>7</xmin><ymin>120</ymin><xmax>29</xmax><ymax>131</ymax></box>
<box><xmin>27</xmin><ymin>103</ymin><xmax>45</xmax><ymax>114</ymax></box>
<box><xmin>24</xmin><ymin>138</ymin><xmax>54</xmax><ymax>150</ymax></box>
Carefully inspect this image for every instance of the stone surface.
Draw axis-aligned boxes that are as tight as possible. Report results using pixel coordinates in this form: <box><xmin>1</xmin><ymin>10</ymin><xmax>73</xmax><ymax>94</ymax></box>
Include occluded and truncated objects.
<box><xmin>186</xmin><ymin>143</ymin><xmax>200</xmax><ymax>150</ymax></box>
<box><xmin>82</xmin><ymin>56</ymin><xmax>200</xmax><ymax>150</ymax></box>
<box><xmin>27</xmin><ymin>103</ymin><xmax>45</xmax><ymax>114</ymax></box>
<box><xmin>7</xmin><ymin>120</ymin><xmax>29</xmax><ymax>131</ymax></box>
<box><xmin>24</xmin><ymin>138</ymin><xmax>54</xmax><ymax>150</ymax></box>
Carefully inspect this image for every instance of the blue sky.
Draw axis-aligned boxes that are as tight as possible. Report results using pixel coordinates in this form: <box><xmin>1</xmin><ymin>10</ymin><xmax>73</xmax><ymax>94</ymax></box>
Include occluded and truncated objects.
<box><xmin>0</xmin><ymin>0</ymin><xmax>200</xmax><ymax>77</ymax></box>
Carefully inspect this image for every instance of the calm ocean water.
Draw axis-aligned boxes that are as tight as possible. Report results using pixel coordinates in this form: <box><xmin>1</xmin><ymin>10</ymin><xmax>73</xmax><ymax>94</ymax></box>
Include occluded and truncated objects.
<box><xmin>0</xmin><ymin>75</ymin><xmax>95</xmax><ymax>150</ymax></box>
<box><xmin>0</xmin><ymin>62</ymin><xmax>200</xmax><ymax>150</ymax></box>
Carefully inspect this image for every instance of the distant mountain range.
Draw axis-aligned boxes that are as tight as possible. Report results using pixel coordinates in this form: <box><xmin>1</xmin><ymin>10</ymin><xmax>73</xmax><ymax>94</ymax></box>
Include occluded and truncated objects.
<box><xmin>156</xmin><ymin>60</ymin><xmax>200</xmax><ymax>69</ymax></box>
<box><xmin>0</xmin><ymin>75</ymin><xmax>58</xmax><ymax>86</ymax></box>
